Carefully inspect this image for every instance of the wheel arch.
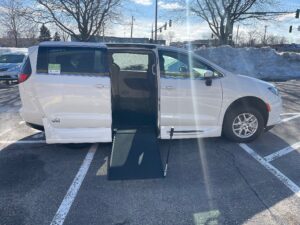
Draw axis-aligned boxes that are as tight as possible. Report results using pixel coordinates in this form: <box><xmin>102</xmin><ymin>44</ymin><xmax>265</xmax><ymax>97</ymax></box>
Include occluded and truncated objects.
<box><xmin>223</xmin><ymin>96</ymin><xmax>269</xmax><ymax>129</ymax></box>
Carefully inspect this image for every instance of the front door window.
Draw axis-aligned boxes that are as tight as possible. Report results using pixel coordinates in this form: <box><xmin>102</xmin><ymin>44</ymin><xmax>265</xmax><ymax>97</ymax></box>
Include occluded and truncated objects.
<box><xmin>159</xmin><ymin>50</ymin><xmax>221</xmax><ymax>79</ymax></box>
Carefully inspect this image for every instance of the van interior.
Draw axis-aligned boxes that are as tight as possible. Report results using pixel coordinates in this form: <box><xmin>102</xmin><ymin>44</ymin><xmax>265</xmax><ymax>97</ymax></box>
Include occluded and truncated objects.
<box><xmin>107</xmin><ymin>49</ymin><xmax>164</xmax><ymax>180</ymax></box>
<box><xmin>109</xmin><ymin>49</ymin><xmax>157</xmax><ymax>129</ymax></box>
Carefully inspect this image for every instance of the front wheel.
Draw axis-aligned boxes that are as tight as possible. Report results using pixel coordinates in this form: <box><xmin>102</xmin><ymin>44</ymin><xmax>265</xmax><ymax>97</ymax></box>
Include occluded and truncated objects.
<box><xmin>223</xmin><ymin>108</ymin><xmax>264</xmax><ymax>143</ymax></box>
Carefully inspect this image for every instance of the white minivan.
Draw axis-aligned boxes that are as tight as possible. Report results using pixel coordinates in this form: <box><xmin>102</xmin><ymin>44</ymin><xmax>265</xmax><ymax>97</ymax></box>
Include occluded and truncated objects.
<box><xmin>18</xmin><ymin>42</ymin><xmax>282</xmax><ymax>144</ymax></box>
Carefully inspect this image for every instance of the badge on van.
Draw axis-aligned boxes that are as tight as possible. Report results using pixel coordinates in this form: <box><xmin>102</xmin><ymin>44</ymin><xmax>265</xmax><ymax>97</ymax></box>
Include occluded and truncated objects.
<box><xmin>48</xmin><ymin>64</ymin><xmax>61</xmax><ymax>75</ymax></box>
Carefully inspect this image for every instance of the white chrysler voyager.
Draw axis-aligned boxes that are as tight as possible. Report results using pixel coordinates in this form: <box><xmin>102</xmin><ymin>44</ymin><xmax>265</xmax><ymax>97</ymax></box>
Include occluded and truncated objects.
<box><xmin>18</xmin><ymin>42</ymin><xmax>282</xmax><ymax>144</ymax></box>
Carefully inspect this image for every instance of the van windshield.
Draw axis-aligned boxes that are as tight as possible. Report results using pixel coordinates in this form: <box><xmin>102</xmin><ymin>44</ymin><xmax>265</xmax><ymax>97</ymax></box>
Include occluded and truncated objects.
<box><xmin>0</xmin><ymin>54</ymin><xmax>25</xmax><ymax>64</ymax></box>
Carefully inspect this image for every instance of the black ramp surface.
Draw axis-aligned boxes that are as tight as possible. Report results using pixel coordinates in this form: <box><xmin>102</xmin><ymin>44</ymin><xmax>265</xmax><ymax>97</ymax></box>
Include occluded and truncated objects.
<box><xmin>108</xmin><ymin>128</ymin><xmax>164</xmax><ymax>180</ymax></box>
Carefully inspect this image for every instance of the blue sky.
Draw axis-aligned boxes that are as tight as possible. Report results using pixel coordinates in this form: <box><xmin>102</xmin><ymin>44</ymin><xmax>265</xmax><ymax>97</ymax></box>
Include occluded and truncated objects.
<box><xmin>108</xmin><ymin>0</ymin><xmax>300</xmax><ymax>43</ymax></box>
<box><xmin>11</xmin><ymin>0</ymin><xmax>300</xmax><ymax>43</ymax></box>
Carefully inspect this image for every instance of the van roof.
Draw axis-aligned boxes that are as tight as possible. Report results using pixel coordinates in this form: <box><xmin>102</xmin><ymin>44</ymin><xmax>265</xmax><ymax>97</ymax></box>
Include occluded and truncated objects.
<box><xmin>39</xmin><ymin>41</ymin><xmax>106</xmax><ymax>48</ymax></box>
<box><xmin>106</xmin><ymin>43</ymin><xmax>158</xmax><ymax>49</ymax></box>
<box><xmin>38</xmin><ymin>41</ymin><xmax>188</xmax><ymax>53</ymax></box>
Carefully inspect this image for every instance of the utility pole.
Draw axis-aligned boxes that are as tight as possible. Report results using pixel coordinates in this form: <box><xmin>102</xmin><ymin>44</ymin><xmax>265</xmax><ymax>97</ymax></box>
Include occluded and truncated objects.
<box><xmin>235</xmin><ymin>24</ymin><xmax>240</xmax><ymax>46</ymax></box>
<box><xmin>130</xmin><ymin>16</ymin><xmax>135</xmax><ymax>41</ymax></box>
<box><xmin>263</xmin><ymin>25</ymin><xmax>268</xmax><ymax>45</ymax></box>
<box><xmin>151</xmin><ymin>24</ymin><xmax>154</xmax><ymax>40</ymax></box>
<box><xmin>102</xmin><ymin>23</ymin><xmax>105</xmax><ymax>42</ymax></box>
<box><xmin>155</xmin><ymin>0</ymin><xmax>158</xmax><ymax>41</ymax></box>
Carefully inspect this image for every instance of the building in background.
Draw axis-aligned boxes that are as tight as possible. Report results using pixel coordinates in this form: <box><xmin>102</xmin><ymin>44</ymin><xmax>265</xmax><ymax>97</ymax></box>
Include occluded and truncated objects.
<box><xmin>270</xmin><ymin>44</ymin><xmax>300</xmax><ymax>53</ymax></box>
<box><xmin>0</xmin><ymin>38</ymin><xmax>38</xmax><ymax>48</ymax></box>
<box><xmin>170</xmin><ymin>39</ymin><xmax>218</xmax><ymax>49</ymax></box>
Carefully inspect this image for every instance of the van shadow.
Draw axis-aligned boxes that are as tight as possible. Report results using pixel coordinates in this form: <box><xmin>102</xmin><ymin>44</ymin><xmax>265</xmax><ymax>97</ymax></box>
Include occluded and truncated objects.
<box><xmin>90</xmin><ymin>131</ymin><xmax>300</xmax><ymax>225</ymax></box>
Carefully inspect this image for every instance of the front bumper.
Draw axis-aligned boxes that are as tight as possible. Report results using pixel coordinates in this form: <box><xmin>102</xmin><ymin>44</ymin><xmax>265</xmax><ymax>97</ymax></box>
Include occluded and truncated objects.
<box><xmin>267</xmin><ymin>97</ymin><xmax>283</xmax><ymax>127</ymax></box>
<box><xmin>0</xmin><ymin>72</ymin><xmax>18</xmax><ymax>81</ymax></box>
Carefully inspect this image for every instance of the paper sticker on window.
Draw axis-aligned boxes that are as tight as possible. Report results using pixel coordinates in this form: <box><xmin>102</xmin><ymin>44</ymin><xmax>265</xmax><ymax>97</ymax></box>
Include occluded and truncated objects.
<box><xmin>48</xmin><ymin>64</ymin><xmax>61</xmax><ymax>74</ymax></box>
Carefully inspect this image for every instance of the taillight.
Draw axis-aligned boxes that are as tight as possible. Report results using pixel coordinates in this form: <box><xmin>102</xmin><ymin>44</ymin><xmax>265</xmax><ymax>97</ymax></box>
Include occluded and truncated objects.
<box><xmin>18</xmin><ymin>73</ymin><xmax>29</xmax><ymax>83</ymax></box>
<box><xmin>18</xmin><ymin>56</ymin><xmax>32</xmax><ymax>84</ymax></box>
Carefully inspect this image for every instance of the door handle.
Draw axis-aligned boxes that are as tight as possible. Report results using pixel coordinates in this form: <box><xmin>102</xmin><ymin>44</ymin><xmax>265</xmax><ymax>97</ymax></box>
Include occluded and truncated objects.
<box><xmin>95</xmin><ymin>84</ymin><xmax>105</xmax><ymax>88</ymax></box>
<box><xmin>163</xmin><ymin>86</ymin><xmax>175</xmax><ymax>90</ymax></box>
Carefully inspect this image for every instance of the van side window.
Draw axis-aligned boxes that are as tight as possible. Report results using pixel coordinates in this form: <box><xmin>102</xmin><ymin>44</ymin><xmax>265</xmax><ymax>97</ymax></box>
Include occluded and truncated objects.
<box><xmin>158</xmin><ymin>50</ymin><xmax>221</xmax><ymax>79</ymax></box>
<box><xmin>112</xmin><ymin>53</ymin><xmax>149</xmax><ymax>72</ymax></box>
<box><xmin>36</xmin><ymin>47</ymin><xmax>108</xmax><ymax>76</ymax></box>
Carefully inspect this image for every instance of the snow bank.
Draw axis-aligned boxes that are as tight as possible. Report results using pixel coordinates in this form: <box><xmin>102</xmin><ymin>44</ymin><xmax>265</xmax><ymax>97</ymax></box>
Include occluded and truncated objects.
<box><xmin>0</xmin><ymin>47</ymin><xmax>28</xmax><ymax>55</ymax></box>
<box><xmin>195</xmin><ymin>46</ymin><xmax>300</xmax><ymax>80</ymax></box>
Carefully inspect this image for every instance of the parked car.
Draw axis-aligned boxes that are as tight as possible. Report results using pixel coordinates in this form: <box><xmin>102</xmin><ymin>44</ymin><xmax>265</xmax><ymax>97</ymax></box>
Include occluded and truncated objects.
<box><xmin>0</xmin><ymin>52</ymin><xmax>27</xmax><ymax>84</ymax></box>
<box><xmin>18</xmin><ymin>42</ymin><xmax>282</xmax><ymax>144</ymax></box>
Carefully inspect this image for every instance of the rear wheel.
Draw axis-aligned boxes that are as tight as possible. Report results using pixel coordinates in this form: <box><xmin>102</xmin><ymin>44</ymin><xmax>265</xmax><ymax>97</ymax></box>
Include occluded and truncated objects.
<box><xmin>223</xmin><ymin>107</ymin><xmax>264</xmax><ymax>143</ymax></box>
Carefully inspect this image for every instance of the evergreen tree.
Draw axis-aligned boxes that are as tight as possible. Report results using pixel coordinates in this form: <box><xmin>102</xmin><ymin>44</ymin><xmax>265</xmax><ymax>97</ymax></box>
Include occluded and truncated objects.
<box><xmin>38</xmin><ymin>24</ymin><xmax>51</xmax><ymax>42</ymax></box>
<box><xmin>53</xmin><ymin>32</ymin><xmax>61</xmax><ymax>41</ymax></box>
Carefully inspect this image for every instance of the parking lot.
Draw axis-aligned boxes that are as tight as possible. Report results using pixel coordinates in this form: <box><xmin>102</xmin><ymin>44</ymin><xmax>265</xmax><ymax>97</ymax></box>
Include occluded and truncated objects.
<box><xmin>0</xmin><ymin>80</ymin><xmax>300</xmax><ymax>225</ymax></box>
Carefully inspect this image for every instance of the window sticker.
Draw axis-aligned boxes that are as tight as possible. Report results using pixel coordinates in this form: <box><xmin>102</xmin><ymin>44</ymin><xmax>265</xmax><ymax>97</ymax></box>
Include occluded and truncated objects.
<box><xmin>48</xmin><ymin>64</ymin><xmax>61</xmax><ymax>74</ymax></box>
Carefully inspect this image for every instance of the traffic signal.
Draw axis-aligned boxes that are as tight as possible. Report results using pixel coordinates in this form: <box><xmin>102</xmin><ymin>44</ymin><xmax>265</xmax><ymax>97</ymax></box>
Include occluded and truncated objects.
<box><xmin>169</xmin><ymin>19</ymin><xmax>172</xmax><ymax>27</ymax></box>
<box><xmin>159</xmin><ymin>28</ymin><xmax>162</xmax><ymax>33</ymax></box>
<box><xmin>164</xmin><ymin>22</ymin><xmax>167</xmax><ymax>30</ymax></box>
<box><xmin>289</xmin><ymin>25</ymin><xmax>292</xmax><ymax>33</ymax></box>
<box><xmin>296</xmin><ymin>9</ymin><xmax>300</xmax><ymax>18</ymax></box>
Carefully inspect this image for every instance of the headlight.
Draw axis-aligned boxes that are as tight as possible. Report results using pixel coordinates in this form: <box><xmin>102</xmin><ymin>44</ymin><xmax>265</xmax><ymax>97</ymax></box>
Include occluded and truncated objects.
<box><xmin>268</xmin><ymin>86</ymin><xmax>279</xmax><ymax>96</ymax></box>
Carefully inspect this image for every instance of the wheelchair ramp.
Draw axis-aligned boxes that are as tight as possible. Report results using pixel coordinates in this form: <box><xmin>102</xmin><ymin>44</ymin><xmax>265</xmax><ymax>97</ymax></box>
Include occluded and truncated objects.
<box><xmin>108</xmin><ymin>127</ymin><xmax>164</xmax><ymax>180</ymax></box>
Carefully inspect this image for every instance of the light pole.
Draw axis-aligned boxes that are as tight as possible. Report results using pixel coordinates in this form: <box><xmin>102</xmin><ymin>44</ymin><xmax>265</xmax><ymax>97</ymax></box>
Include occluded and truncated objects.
<box><xmin>155</xmin><ymin>0</ymin><xmax>158</xmax><ymax>41</ymax></box>
<box><xmin>263</xmin><ymin>25</ymin><xmax>268</xmax><ymax>45</ymax></box>
<box><xmin>130</xmin><ymin>16</ymin><xmax>135</xmax><ymax>41</ymax></box>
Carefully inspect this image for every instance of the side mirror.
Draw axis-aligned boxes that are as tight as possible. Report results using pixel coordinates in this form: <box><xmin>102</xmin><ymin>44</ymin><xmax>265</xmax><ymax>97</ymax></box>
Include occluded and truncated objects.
<box><xmin>204</xmin><ymin>70</ymin><xmax>214</xmax><ymax>86</ymax></box>
<box><xmin>179</xmin><ymin>66</ymin><xmax>188</xmax><ymax>73</ymax></box>
<box><xmin>204</xmin><ymin>70</ymin><xmax>214</xmax><ymax>78</ymax></box>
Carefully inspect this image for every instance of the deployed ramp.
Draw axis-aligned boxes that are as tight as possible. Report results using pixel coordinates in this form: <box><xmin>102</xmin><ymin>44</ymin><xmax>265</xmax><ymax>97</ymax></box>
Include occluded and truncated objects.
<box><xmin>108</xmin><ymin>127</ymin><xmax>164</xmax><ymax>180</ymax></box>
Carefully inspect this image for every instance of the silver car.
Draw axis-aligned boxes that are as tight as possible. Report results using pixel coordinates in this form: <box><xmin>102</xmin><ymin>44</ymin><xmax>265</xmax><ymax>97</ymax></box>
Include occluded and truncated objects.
<box><xmin>0</xmin><ymin>52</ymin><xmax>27</xmax><ymax>83</ymax></box>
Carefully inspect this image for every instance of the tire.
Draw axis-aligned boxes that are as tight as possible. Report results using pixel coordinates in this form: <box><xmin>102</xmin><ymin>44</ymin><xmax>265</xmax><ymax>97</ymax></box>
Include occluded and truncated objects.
<box><xmin>223</xmin><ymin>107</ymin><xmax>264</xmax><ymax>143</ymax></box>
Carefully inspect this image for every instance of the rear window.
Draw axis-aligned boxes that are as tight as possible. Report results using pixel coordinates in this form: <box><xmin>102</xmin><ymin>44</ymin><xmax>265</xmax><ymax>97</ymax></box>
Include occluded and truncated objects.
<box><xmin>36</xmin><ymin>47</ymin><xmax>108</xmax><ymax>76</ymax></box>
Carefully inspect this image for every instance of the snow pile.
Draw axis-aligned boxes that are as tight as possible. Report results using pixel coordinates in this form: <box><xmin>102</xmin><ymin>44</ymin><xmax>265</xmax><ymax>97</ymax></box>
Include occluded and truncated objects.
<box><xmin>0</xmin><ymin>47</ymin><xmax>28</xmax><ymax>55</ymax></box>
<box><xmin>195</xmin><ymin>46</ymin><xmax>300</xmax><ymax>80</ymax></box>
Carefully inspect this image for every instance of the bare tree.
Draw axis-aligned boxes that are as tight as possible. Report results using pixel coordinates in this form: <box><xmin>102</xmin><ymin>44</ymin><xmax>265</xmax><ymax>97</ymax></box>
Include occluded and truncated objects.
<box><xmin>247</xmin><ymin>29</ymin><xmax>260</xmax><ymax>46</ymax></box>
<box><xmin>35</xmin><ymin>0</ymin><xmax>122</xmax><ymax>41</ymax></box>
<box><xmin>61</xmin><ymin>30</ymin><xmax>70</xmax><ymax>41</ymax></box>
<box><xmin>0</xmin><ymin>0</ymin><xmax>35</xmax><ymax>47</ymax></box>
<box><xmin>181</xmin><ymin>0</ymin><xmax>276</xmax><ymax>45</ymax></box>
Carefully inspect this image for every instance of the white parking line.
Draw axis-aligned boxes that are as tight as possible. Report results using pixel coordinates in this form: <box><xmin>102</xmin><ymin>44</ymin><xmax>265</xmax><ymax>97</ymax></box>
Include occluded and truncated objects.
<box><xmin>264</xmin><ymin>142</ymin><xmax>300</xmax><ymax>162</ymax></box>
<box><xmin>280</xmin><ymin>113</ymin><xmax>300</xmax><ymax>116</ymax></box>
<box><xmin>281</xmin><ymin>114</ymin><xmax>300</xmax><ymax>123</ymax></box>
<box><xmin>50</xmin><ymin>143</ymin><xmax>98</xmax><ymax>225</ymax></box>
<box><xmin>239</xmin><ymin>143</ymin><xmax>300</xmax><ymax>198</ymax></box>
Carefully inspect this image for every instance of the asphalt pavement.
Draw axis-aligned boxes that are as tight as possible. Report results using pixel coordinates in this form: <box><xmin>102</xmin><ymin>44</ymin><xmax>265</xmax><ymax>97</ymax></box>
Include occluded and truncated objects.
<box><xmin>0</xmin><ymin>80</ymin><xmax>300</xmax><ymax>225</ymax></box>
